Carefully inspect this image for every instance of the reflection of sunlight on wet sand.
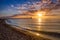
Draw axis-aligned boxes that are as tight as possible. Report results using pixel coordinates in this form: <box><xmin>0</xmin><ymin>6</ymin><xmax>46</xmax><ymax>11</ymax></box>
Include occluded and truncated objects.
<box><xmin>28</xmin><ymin>31</ymin><xmax>40</xmax><ymax>36</ymax></box>
<box><xmin>34</xmin><ymin>32</ymin><xmax>40</xmax><ymax>36</ymax></box>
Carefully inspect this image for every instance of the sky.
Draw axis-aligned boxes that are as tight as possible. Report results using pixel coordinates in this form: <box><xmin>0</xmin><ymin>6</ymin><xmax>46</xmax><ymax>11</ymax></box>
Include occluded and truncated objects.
<box><xmin>0</xmin><ymin>0</ymin><xmax>59</xmax><ymax>17</ymax></box>
<box><xmin>0</xmin><ymin>0</ymin><xmax>41</xmax><ymax>10</ymax></box>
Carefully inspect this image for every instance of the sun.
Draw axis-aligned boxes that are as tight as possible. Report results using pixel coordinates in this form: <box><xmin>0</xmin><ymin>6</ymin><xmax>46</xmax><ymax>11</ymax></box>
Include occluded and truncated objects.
<box><xmin>32</xmin><ymin>11</ymin><xmax>46</xmax><ymax>18</ymax></box>
<box><xmin>37</xmin><ymin>13</ymin><xmax>43</xmax><ymax>16</ymax></box>
<box><xmin>36</xmin><ymin>12</ymin><xmax>44</xmax><ymax>16</ymax></box>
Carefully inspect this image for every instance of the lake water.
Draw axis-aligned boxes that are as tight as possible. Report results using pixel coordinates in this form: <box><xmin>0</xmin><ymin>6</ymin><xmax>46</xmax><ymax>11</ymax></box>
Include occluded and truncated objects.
<box><xmin>5</xmin><ymin>17</ymin><xmax>60</xmax><ymax>40</ymax></box>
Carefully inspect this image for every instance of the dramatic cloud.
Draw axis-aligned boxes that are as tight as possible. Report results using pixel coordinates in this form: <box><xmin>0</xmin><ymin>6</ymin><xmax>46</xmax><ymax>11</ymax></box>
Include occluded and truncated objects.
<box><xmin>0</xmin><ymin>0</ymin><xmax>60</xmax><ymax>17</ymax></box>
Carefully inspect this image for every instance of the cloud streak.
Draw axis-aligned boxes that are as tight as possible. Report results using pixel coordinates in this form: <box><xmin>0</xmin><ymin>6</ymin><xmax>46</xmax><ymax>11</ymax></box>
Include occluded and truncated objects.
<box><xmin>0</xmin><ymin>0</ymin><xmax>60</xmax><ymax>17</ymax></box>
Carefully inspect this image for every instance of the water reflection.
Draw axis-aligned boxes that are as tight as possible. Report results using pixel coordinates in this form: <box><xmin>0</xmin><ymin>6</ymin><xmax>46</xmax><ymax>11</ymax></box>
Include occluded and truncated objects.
<box><xmin>35</xmin><ymin>18</ymin><xmax>42</xmax><ymax>31</ymax></box>
<box><xmin>5</xmin><ymin>17</ymin><xmax>60</xmax><ymax>40</ymax></box>
<box><xmin>37</xmin><ymin>18</ymin><xmax>41</xmax><ymax>22</ymax></box>
<box><xmin>5</xmin><ymin>17</ymin><xmax>60</xmax><ymax>33</ymax></box>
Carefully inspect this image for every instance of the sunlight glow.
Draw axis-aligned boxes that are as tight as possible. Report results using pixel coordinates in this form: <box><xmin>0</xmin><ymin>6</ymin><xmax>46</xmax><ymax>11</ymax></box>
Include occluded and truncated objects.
<box><xmin>37</xmin><ymin>18</ymin><xmax>42</xmax><ymax>30</ymax></box>
<box><xmin>37</xmin><ymin>13</ymin><xmax>43</xmax><ymax>16</ymax></box>
<box><xmin>32</xmin><ymin>11</ymin><xmax>46</xmax><ymax>18</ymax></box>
<box><xmin>38</xmin><ymin>18</ymin><xmax>42</xmax><ymax>22</ymax></box>
<box><xmin>36</xmin><ymin>11</ymin><xmax>46</xmax><ymax>17</ymax></box>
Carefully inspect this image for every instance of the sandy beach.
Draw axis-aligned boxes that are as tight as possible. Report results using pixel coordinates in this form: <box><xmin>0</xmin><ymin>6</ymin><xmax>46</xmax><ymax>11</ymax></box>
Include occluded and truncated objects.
<box><xmin>0</xmin><ymin>19</ymin><xmax>50</xmax><ymax>40</ymax></box>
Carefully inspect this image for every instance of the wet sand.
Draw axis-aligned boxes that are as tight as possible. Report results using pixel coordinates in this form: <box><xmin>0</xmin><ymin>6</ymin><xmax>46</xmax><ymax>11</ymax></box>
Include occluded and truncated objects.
<box><xmin>0</xmin><ymin>19</ymin><xmax>50</xmax><ymax>40</ymax></box>
<box><xmin>0</xmin><ymin>19</ymin><xmax>32</xmax><ymax>40</ymax></box>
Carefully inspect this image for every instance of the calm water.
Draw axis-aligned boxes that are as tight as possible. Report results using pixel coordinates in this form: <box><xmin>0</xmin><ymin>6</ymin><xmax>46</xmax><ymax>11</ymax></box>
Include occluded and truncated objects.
<box><xmin>5</xmin><ymin>18</ymin><xmax>60</xmax><ymax>40</ymax></box>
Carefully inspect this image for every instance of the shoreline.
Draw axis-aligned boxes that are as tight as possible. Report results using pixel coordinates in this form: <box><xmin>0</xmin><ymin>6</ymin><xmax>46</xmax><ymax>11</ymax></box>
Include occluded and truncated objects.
<box><xmin>0</xmin><ymin>19</ymin><xmax>50</xmax><ymax>40</ymax></box>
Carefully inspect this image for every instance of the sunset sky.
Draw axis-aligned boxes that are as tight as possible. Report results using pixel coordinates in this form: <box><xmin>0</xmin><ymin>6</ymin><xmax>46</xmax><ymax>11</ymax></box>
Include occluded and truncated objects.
<box><xmin>0</xmin><ymin>0</ymin><xmax>59</xmax><ymax>17</ymax></box>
